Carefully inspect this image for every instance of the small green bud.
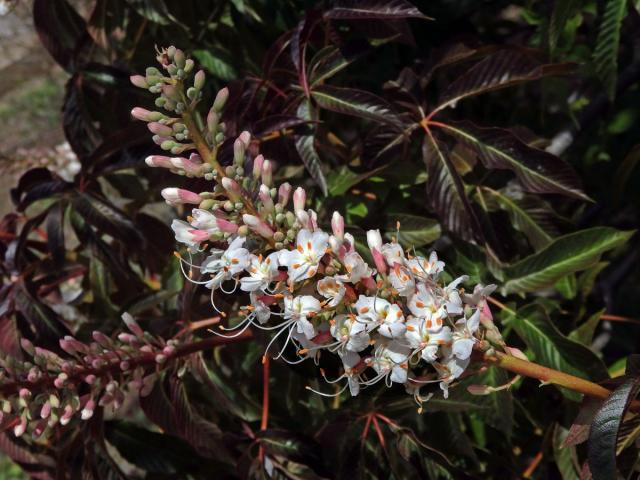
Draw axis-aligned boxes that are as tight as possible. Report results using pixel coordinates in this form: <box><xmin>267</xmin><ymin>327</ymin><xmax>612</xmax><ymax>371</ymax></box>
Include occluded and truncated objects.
<box><xmin>224</xmin><ymin>201</ymin><xmax>234</xmax><ymax>212</ymax></box>
<box><xmin>274</xmin><ymin>242</ymin><xmax>284</xmax><ymax>249</ymax></box>
<box><xmin>213</xmin><ymin>87</ymin><xmax>229</xmax><ymax>112</ymax></box>
<box><xmin>199</xmin><ymin>199</ymin><xmax>216</xmax><ymax>210</ymax></box>
<box><xmin>234</xmin><ymin>202</ymin><xmax>244</xmax><ymax>210</ymax></box>
<box><xmin>184</xmin><ymin>59</ymin><xmax>194</xmax><ymax>73</ymax></box>
<box><xmin>167</xmin><ymin>46</ymin><xmax>177</xmax><ymax>59</ymax></box>
<box><xmin>275</xmin><ymin>213</ymin><xmax>285</xmax><ymax>224</ymax></box>
<box><xmin>174</xmin><ymin>50</ymin><xmax>186</xmax><ymax>69</ymax></box>
<box><xmin>186</xmin><ymin>87</ymin><xmax>197</xmax><ymax>99</ymax></box>
<box><xmin>154</xmin><ymin>97</ymin><xmax>166</xmax><ymax>108</ymax></box>
<box><xmin>225</xmin><ymin>166</ymin><xmax>235</xmax><ymax>176</ymax></box>
<box><xmin>161</xmin><ymin>140</ymin><xmax>174</xmax><ymax>150</ymax></box>
<box><xmin>286</xmin><ymin>229</ymin><xmax>296</xmax><ymax>240</ymax></box>
<box><xmin>194</xmin><ymin>70</ymin><xmax>205</xmax><ymax>90</ymax></box>
<box><xmin>146</xmin><ymin>67</ymin><xmax>161</xmax><ymax>77</ymax></box>
<box><xmin>215</xmin><ymin>132</ymin><xmax>225</xmax><ymax>144</ymax></box>
<box><xmin>204</xmin><ymin>173</ymin><xmax>214</xmax><ymax>180</ymax></box>
<box><xmin>274</xmin><ymin>231</ymin><xmax>285</xmax><ymax>242</ymax></box>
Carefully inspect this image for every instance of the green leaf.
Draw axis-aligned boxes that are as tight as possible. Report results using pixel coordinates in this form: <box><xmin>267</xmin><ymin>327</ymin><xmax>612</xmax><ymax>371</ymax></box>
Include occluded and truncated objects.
<box><xmin>438</xmin><ymin>121</ymin><xmax>590</xmax><ymax>201</ymax></box>
<box><xmin>311</xmin><ymin>85</ymin><xmax>403</xmax><ymax>127</ymax></box>
<box><xmin>593</xmin><ymin>0</ymin><xmax>627</xmax><ymax>100</ymax></box>
<box><xmin>553</xmin><ymin>424</ymin><xmax>580</xmax><ymax>480</ymax></box>
<box><xmin>502</xmin><ymin>227</ymin><xmax>633</xmax><ymax>294</ymax></box>
<box><xmin>506</xmin><ymin>304</ymin><xmax>609</xmax><ymax>401</ymax></box>
<box><xmin>123</xmin><ymin>0</ymin><xmax>174</xmax><ymax>25</ymax></box>
<box><xmin>308</xmin><ymin>44</ymin><xmax>366</xmax><ymax>86</ymax></box>
<box><xmin>569</xmin><ymin>309</ymin><xmax>604</xmax><ymax>345</ymax></box>
<box><xmin>549</xmin><ymin>0</ymin><xmax>581</xmax><ymax>52</ymax></box>
<box><xmin>478</xmin><ymin>186</ymin><xmax>555</xmax><ymax>251</ymax></box>
<box><xmin>324</xmin><ymin>0</ymin><xmax>430</xmax><ymax>20</ymax></box>
<box><xmin>326</xmin><ymin>164</ymin><xmax>386</xmax><ymax>196</ymax></box>
<box><xmin>555</xmin><ymin>274</ymin><xmax>577</xmax><ymax>300</ymax></box>
<box><xmin>193</xmin><ymin>49</ymin><xmax>238</xmax><ymax>82</ymax></box>
<box><xmin>383</xmin><ymin>214</ymin><xmax>441</xmax><ymax>248</ymax></box>
<box><xmin>588</xmin><ymin>376</ymin><xmax>640</xmax><ymax>479</ymax></box>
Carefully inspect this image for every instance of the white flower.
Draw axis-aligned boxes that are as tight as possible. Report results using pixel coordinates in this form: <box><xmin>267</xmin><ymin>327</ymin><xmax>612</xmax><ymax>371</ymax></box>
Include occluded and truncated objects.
<box><xmin>317</xmin><ymin>276</ymin><xmax>346</xmax><ymax>307</ymax></box>
<box><xmin>388</xmin><ymin>264</ymin><xmax>415</xmax><ymax>297</ymax></box>
<box><xmin>190</xmin><ymin>208</ymin><xmax>220</xmax><ymax>232</ymax></box>
<box><xmin>366</xmin><ymin>229</ymin><xmax>382</xmax><ymax>251</ymax></box>
<box><xmin>283</xmin><ymin>295</ymin><xmax>321</xmax><ymax>339</ymax></box>
<box><xmin>340</xmin><ymin>350</ymin><xmax>362</xmax><ymax>396</ymax></box>
<box><xmin>443</xmin><ymin>275</ymin><xmax>468</xmax><ymax>316</ymax></box>
<box><xmin>280</xmin><ymin>229</ymin><xmax>329</xmax><ymax>283</ymax></box>
<box><xmin>405</xmin><ymin>316</ymin><xmax>452</xmax><ymax>362</ymax></box>
<box><xmin>250</xmin><ymin>292</ymin><xmax>271</xmax><ymax>324</ymax></box>
<box><xmin>340</xmin><ymin>251</ymin><xmax>373</xmax><ymax>283</ymax></box>
<box><xmin>201</xmin><ymin>237</ymin><xmax>251</xmax><ymax>289</ymax></box>
<box><xmin>171</xmin><ymin>220</ymin><xmax>209</xmax><ymax>248</ymax></box>
<box><xmin>353</xmin><ymin>295</ymin><xmax>406</xmax><ymax>339</ymax></box>
<box><xmin>463</xmin><ymin>283</ymin><xmax>497</xmax><ymax>306</ymax></box>
<box><xmin>408</xmin><ymin>283</ymin><xmax>447</xmax><ymax>331</ymax></box>
<box><xmin>381</xmin><ymin>242</ymin><xmax>405</xmax><ymax>266</ymax></box>
<box><xmin>240</xmin><ymin>252</ymin><xmax>281</xmax><ymax>292</ymax></box>
<box><xmin>371</xmin><ymin>341</ymin><xmax>411</xmax><ymax>384</ymax></box>
<box><xmin>330</xmin><ymin>314</ymin><xmax>370</xmax><ymax>352</ymax></box>
<box><xmin>406</xmin><ymin>252</ymin><xmax>445</xmax><ymax>280</ymax></box>
<box><xmin>435</xmin><ymin>346</ymin><xmax>471</xmax><ymax>399</ymax></box>
<box><xmin>451</xmin><ymin>309</ymin><xmax>480</xmax><ymax>360</ymax></box>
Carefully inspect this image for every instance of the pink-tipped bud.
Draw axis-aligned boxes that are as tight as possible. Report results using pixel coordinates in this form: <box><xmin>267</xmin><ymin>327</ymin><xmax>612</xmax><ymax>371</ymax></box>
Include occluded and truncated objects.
<box><xmin>467</xmin><ymin>384</ymin><xmax>493</xmax><ymax>395</ymax></box>
<box><xmin>216</xmin><ymin>217</ymin><xmax>239</xmax><ymax>233</ymax></box>
<box><xmin>40</xmin><ymin>401</ymin><xmax>51</xmax><ymax>419</ymax></box>
<box><xmin>131</xmin><ymin>107</ymin><xmax>151</xmax><ymax>121</ymax></box>
<box><xmin>278</xmin><ymin>182</ymin><xmax>292</xmax><ymax>206</ymax></box>
<box><xmin>188</xmin><ymin>153</ymin><xmax>203</xmax><ymax>164</ymax></box>
<box><xmin>366</xmin><ymin>229</ymin><xmax>387</xmax><ymax>274</ymax></box>
<box><xmin>162</xmin><ymin>345</ymin><xmax>176</xmax><ymax>356</ymax></box>
<box><xmin>20</xmin><ymin>338</ymin><xmax>35</xmax><ymax>355</ymax></box>
<box><xmin>13</xmin><ymin>416</ymin><xmax>27</xmax><ymax>437</ymax></box>
<box><xmin>252</xmin><ymin>154</ymin><xmax>264</xmax><ymax>178</ymax></box>
<box><xmin>59</xmin><ymin>338</ymin><xmax>76</xmax><ymax>355</ymax></box>
<box><xmin>221</xmin><ymin>177</ymin><xmax>241</xmax><ymax>193</ymax></box>
<box><xmin>117</xmin><ymin>332</ymin><xmax>137</xmax><ymax>344</ymax></box>
<box><xmin>161</xmin><ymin>188</ymin><xmax>202</xmax><ymax>205</ymax></box>
<box><xmin>19</xmin><ymin>388</ymin><xmax>31</xmax><ymax>399</ymax></box>
<box><xmin>169</xmin><ymin>157</ymin><xmax>201</xmax><ymax>175</ymax></box>
<box><xmin>295</xmin><ymin>209</ymin><xmax>311</xmax><ymax>230</ymax></box>
<box><xmin>207</xmin><ymin>108</ymin><xmax>219</xmax><ymax>134</ymax></box>
<box><xmin>130</xmin><ymin>75</ymin><xmax>148</xmax><ymax>89</ymax></box>
<box><xmin>261</xmin><ymin>160</ymin><xmax>273</xmax><ymax>187</ymax></box>
<box><xmin>242</xmin><ymin>214</ymin><xmax>274</xmax><ymax>238</ymax></box>
<box><xmin>60</xmin><ymin>405</ymin><xmax>74</xmax><ymax>426</ymax></box>
<box><xmin>81</xmin><ymin>398</ymin><xmax>96</xmax><ymax>420</ymax></box>
<box><xmin>147</xmin><ymin>122</ymin><xmax>173</xmax><ymax>136</ymax></box>
<box><xmin>293</xmin><ymin>187</ymin><xmax>306</xmax><ymax>212</ymax></box>
<box><xmin>194</xmin><ymin>70</ymin><xmax>205</xmax><ymax>90</ymax></box>
<box><xmin>259</xmin><ymin>185</ymin><xmax>274</xmax><ymax>212</ymax></box>
<box><xmin>331</xmin><ymin>212</ymin><xmax>344</xmax><ymax>240</ymax></box>
<box><xmin>92</xmin><ymin>331</ymin><xmax>112</xmax><ymax>349</ymax></box>
<box><xmin>213</xmin><ymin>87</ymin><xmax>229</xmax><ymax>112</ymax></box>
<box><xmin>145</xmin><ymin>155</ymin><xmax>174</xmax><ymax>168</ymax></box>
<box><xmin>238</xmin><ymin>130</ymin><xmax>251</xmax><ymax>148</ymax></box>
<box><xmin>155</xmin><ymin>354</ymin><xmax>167</xmax><ymax>364</ymax></box>
<box><xmin>54</xmin><ymin>373</ymin><xmax>68</xmax><ymax>389</ymax></box>
<box><xmin>122</xmin><ymin>312</ymin><xmax>144</xmax><ymax>338</ymax></box>
<box><xmin>84</xmin><ymin>374</ymin><xmax>97</xmax><ymax>385</ymax></box>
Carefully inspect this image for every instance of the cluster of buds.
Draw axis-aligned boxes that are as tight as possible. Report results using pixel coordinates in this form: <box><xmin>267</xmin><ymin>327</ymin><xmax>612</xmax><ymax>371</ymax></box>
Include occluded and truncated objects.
<box><xmin>130</xmin><ymin>46</ymin><xmax>500</xmax><ymax>409</ymax></box>
<box><xmin>0</xmin><ymin>314</ymin><xmax>180</xmax><ymax>439</ymax></box>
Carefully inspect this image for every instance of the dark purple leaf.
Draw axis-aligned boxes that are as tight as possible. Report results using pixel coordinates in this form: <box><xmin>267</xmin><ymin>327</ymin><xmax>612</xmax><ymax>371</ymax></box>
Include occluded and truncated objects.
<box><xmin>422</xmin><ymin>136</ymin><xmax>480</xmax><ymax>243</ymax></box>
<box><xmin>294</xmin><ymin>101</ymin><xmax>328</xmax><ymax>195</ymax></box>
<box><xmin>433</xmin><ymin>49</ymin><xmax>575</xmax><ymax>114</ymax></box>
<box><xmin>308</xmin><ymin>41</ymin><xmax>369</xmax><ymax>86</ymax></box>
<box><xmin>325</xmin><ymin>0</ymin><xmax>430</xmax><ymax>20</ymax></box>
<box><xmin>46</xmin><ymin>201</ymin><xmax>66</xmax><ymax>268</ymax></box>
<box><xmin>436</xmin><ymin>120</ymin><xmax>590</xmax><ymax>201</ymax></box>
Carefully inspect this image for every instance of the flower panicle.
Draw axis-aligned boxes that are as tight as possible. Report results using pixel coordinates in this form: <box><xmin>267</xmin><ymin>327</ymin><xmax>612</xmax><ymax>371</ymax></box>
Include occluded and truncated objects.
<box><xmin>127</xmin><ymin>46</ymin><xmax>502</xmax><ymax>411</ymax></box>
<box><xmin>0</xmin><ymin>314</ymin><xmax>180</xmax><ymax>439</ymax></box>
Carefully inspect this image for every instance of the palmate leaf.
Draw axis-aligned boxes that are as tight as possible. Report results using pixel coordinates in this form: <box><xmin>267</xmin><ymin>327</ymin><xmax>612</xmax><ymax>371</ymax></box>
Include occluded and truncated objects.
<box><xmin>383</xmin><ymin>214</ymin><xmax>441</xmax><ymax>248</ymax></box>
<box><xmin>432</xmin><ymin>49</ymin><xmax>575</xmax><ymax>115</ymax></box>
<box><xmin>505</xmin><ymin>304</ymin><xmax>608</xmax><ymax>401</ymax></box>
<box><xmin>437</xmin><ymin>121</ymin><xmax>590</xmax><ymax>201</ymax></box>
<box><xmin>308</xmin><ymin>42</ymin><xmax>368</xmax><ymax>87</ymax></box>
<box><xmin>311</xmin><ymin>85</ymin><xmax>404</xmax><ymax>127</ymax></box>
<box><xmin>478</xmin><ymin>186</ymin><xmax>556</xmax><ymax>251</ymax></box>
<box><xmin>324</xmin><ymin>0</ymin><xmax>430</xmax><ymax>20</ymax></box>
<box><xmin>593</xmin><ymin>0</ymin><xmax>627</xmax><ymax>100</ymax></box>
<box><xmin>422</xmin><ymin>136</ymin><xmax>479</xmax><ymax>243</ymax></box>
<box><xmin>588</xmin><ymin>374</ymin><xmax>640</xmax><ymax>480</ymax></box>
<box><xmin>502</xmin><ymin>227</ymin><xmax>633</xmax><ymax>294</ymax></box>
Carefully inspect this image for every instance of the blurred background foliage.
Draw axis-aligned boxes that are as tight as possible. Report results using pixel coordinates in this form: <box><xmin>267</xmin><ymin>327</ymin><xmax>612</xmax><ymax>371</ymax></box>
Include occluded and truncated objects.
<box><xmin>0</xmin><ymin>0</ymin><xmax>639</xmax><ymax>478</ymax></box>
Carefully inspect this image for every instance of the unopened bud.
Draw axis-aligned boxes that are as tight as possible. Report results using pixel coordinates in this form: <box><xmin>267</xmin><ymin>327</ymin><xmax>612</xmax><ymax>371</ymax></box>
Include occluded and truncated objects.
<box><xmin>221</xmin><ymin>177</ymin><xmax>241</xmax><ymax>193</ymax></box>
<box><xmin>293</xmin><ymin>187</ymin><xmax>306</xmax><ymax>212</ymax></box>
<box><xmin>13</xmin><ymin>416</ymin><xmax>27</xmax><ymax>437</ymax></box>
<box><xmin>194</xmin><ymin>70</ymin><xmax>205</xmax><ymax>90</ymax></box>
<box><xmin>213</xmin><ymin>87</ymin><xmax>229</xmax><ymax>112</ymax></box>
<box><xmin>259</xmin><ymin>185</ymin><xmax>274</xmax><ymax>212</ymax></box>
<box><xmin>331</xmin><ymin>211</ymin><xmax>345</xmax><ymax>240</ymax></box>
<box><xmin>147</xmin><ymin>122</ymin><xmax>173</xmax><ymax>137</ymax></box>
<box><xmin>278</xmin><ymin>182</ymin><xmax>292</xmax><ymax>206</ymax></box>
<box><xmin>161</xmin><ymin>188</ymin><xmax>202</xmax><ymax>205</ymax></box>
<box><xmin>81</xmin><ymin>398</ymin><xmax>96</xmax><ymax>420</ymax></box>
<box><xmin>242</xmin><ymin>214</ymin><xmax>274</xmax><ymax>239</ymax></box>
<box><xmin>252</xmin><ymin>154</ymin><xmax>264</xmax><ymax>178</ymax></box>
<box><xmin>20</xmin><ymin>338</ymin><xmax>35</xmax><ymax>356</ymax></box>
<box><xmin>130</xmin><ymin>75</ymin><xmax>148</xmax><ymax>89</ymax></box>
<box><xmin>261</xmin><ymin>160</ymin><xmax>273</xmax><ymax>187</ymax></box>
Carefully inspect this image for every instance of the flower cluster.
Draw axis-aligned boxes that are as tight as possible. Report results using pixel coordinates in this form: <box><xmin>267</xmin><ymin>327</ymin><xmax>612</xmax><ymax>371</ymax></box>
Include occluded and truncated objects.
<box><xmin>0</xmin><ymin>314</ymin><xmax>177</xmax><ymax>439</ymax></box>
<box><xmin>130</xmin><ymin>46</ymin><xmax>497</xmax><ymax>407</ymax></box>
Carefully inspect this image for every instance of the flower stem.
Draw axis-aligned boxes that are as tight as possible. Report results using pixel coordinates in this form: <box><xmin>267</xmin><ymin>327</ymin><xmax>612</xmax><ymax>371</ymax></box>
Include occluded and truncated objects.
<box><xmin>259</xmin><ymin>355</ymin><xmax>270</xmax><ymax>462</ymax></box>
<box><xmin>485</xmin><ymin>351</ymin><xmax>640</xmax><ymax>412</ymax></box>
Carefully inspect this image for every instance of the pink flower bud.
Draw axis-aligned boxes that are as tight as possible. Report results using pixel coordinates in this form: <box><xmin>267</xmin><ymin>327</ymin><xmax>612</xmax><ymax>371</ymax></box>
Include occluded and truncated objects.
<box><xmin>155</xmin><ymin>354</ymin><xmax>167</xmax><ymax>364</ymax></box>
<box><xmin>233</xmin><ymin>138</ymin><xmax>245</xmax><ymax>164</ymax></box>
<box><xmin>213</xmin><ymin>87</ymin><xmax>229</xmax><ymax>112</ymax></box>
<box><xmin>259</xmin><ymin>185</ymin><xmax>274</xmax><ymax>213</ymax></box>
<box><xmin>331</xmin><ymin>211</ymin><xmax>344</xmax><ymax>240</ymax></box>
<box><xmin>188</xmin><ymin>153</ymin><xmax>203</xmax><ymax>164</ymax></box>
<box><xmin>144</xmin><ymin>155</ymin><xmax>173</xmax><ymax>168</ymax></box>
<box><xmin>59</xmin><ymin>338</ymin><xmax>76</xmax><ymax>355</ymax></box>
<box><xmin>221</xmin><ymin>177</ymin><xmax>241</xmax><ymax>193</ymax></box>
<box><xmin>40</xmin><ymin>401</ymin><xmax>51</xmax><ymax>419</ymax></box>
<box><xmin>293</xmin><ymin>187</ymin><xmax>306</xmax><ymax>212</ymax></box>
<box><xmin>130</xmin><ymin>75</ymin><xmax>149</xmax><ymax>89</ymax></box>
<box><xmin>278</xmin><ymin>182</ymin><xmax>292</xmax><ymax>206</ymax></box>
<box><xmin>238</xmin><ymin>130</ymin><xmax>251</xmax><ymax>148</ymax></box>
<box><xmin>161</xmin><ymin>188</ymin><xmax>202</xmax><ymax>205</ymax></box>
<box><xmin>216</xmin><ymin>217</ymin><xmax>239</xmax><ymax>233</ymax></box>
<box><xmin>295</xmin><ymin>209</ymin><xmax>311</xmax><ymax>230</ymax></box>
<box><xmin>162</xmin><ymin>345</ymin><xmax>176</xmax><ymax>356</ymax></box>
<box><xmin>84</xmin><ymin>374</ymin><xmax>97</xmax><ymax>385</ymax></box>
<box><xmin>169</xmin><ymin>157</ymin><xmax>201</xmax><ymax>175</ymax></box>
<box><xmin>19</xmin><ymin>388</ymin><xmax>31</xmax><ymax>399</ymax></box>
<box><xmin>147</xmin><ymin>122</ymin><xmax>173</xmax><ymax>136</ymax></box>
<box><xmin>207</xmin><ymin>108</ymin><xmax>219</xmax><ymax>133</ymax></box>
<box><xmin>59</xmin><ymin>405</ymin><xmax>74</xmax><ymax>426</ymax></box>
<box><xmin>131</xmin><ymin>107</ymin><xmax>151</xmax><ymax>121</ymax></box>
<box><xmin>366</xmin><ymin>230</ymin><xmax>387</xmax><ymax>274</ymax></box>
<box><xmin>242</xmin><ymin>214</ymin><xmax>274</xmax><ymax>238</ymax></box>
<box><xmin>253</xmin><ymin>154</ymin><xmax>264</xmax><ymax>178</ymax></box>
<box><xmin>261</xmin><ymin>160</ymin><xmax>273</xmax><ymax>187</ymax></box>
<box><xmin>92</xmin><ymin>331</ymin><xmax>112</xmax><ymax>349</ymax></box>
<box><xmin>54</xmin><ymin>373</ymin><xmax>68</xmax><ymax>389</ymax></box>
<box><xmin>122</xmin><ymin>312</ymin><xmax>144</xmax><ymax>338</ymax></box>
<box><xmin>20</xmin><ymin>338</ymin><xmax>34</xmax><ymax>355</ymax></box>
<box><xmin>467</xmin><ymin>384</ymin><xmax>493</xmax><ymax>395</ymax></box>
<box><xmin>81</xmin><ymin>398</ymin><xmax>95</xmax><ymax>420</ymax></box>
<box><xmin>13</xmin><ymin>416</ymin><xmax>27</xmax><ymax>437</ymax></box>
